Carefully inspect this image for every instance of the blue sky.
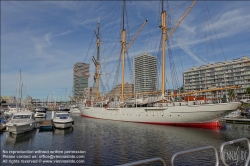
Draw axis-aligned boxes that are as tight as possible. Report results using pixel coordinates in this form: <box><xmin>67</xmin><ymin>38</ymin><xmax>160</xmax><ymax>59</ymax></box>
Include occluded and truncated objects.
<box><xmin>1</xmin><ymin>1</ymin><xmax>250</xmax><ymax>101</ymax></box>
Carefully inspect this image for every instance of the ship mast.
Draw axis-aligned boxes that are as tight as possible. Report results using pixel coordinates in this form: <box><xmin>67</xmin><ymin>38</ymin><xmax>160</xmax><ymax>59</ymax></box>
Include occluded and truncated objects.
<box><xmin>120</xmin><ymin>0</ymin><xmax>147</xmax><ymax>102</ymax></box>
<box><xmin>93</xmin><ymin>18</ymin><xmax>101</xmax><ymax>101</ymax></box>
<box><xmin>161</xmin><ymin>0</ymin><xmax>167</xmax><ymax>100</ymax></box>
<box><xmin>161</xmin><ymin>0</ymin><xmax>196</xmax><ymax>100</ymax></box>
<box><xmin>121</xmin><ymin>0</ymin><xmax>126</xmax><ymax>102</ymax></box>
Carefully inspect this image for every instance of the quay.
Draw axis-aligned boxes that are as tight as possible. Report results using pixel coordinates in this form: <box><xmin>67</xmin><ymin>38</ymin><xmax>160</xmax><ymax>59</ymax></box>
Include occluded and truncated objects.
<box><xmin>220</xmin><ymin>117</ymin><xmax>250</xmax><ymax>124</ymax></box>
<box><xmin>38</xmin><ymin>120</ymin><xmax>53</xmax><ymax>131</ymax></box>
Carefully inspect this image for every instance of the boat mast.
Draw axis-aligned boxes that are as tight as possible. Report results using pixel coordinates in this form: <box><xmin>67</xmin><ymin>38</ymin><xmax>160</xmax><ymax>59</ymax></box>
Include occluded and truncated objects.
<box><xmin>16</xmin><ymin>70</ymin><xmax>22</xmax><ymax>111</ymax></box>
<box><xmin>161</xmin><ymin>0</ymin><xmax>167</xmax><ymax>100</ymax></box>
<box><xmin>121</xmin><ymin>0</ymin><xmax>126</xmax><ymax>102</ymax></box>
<box><xmin>93</xmin><ymin>18</ymin><xmax>101</xmax><ymax>101</ymax></box>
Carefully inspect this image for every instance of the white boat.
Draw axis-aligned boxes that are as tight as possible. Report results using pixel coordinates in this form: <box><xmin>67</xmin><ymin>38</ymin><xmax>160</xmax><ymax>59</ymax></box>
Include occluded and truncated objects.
<box><xmin>6</xmin><ymin>111</ymin><xmax>36</xmax><ymax>134</ymax></box>
<box><xmin>34</xmin><ymin>107</ymin><xmax>46</xmax><ymax>118</ymax></box>
<box><xmin>78</xmin><ymin>1</ymin><xmax>241</xmax><ymax>129</ymax></box>
<box><xmin>4</xmin><ymin>105</ymin><xmax>27</xmax><ymax>116</ymax></box>
<box><xmin>58</xmin><ymin>105</ymin><xmax>70</xmax><ymax>112</ymax></box>
<box><xmin>222</xmin><ymin>109</ymin><xmax>241</xmax><ymax>119</ymax></box>
<box><xmin>34</xmin><ymin>112</ymin><xmax>46</xmax><ymax>118</ymax></box>
<box><xmin>35</xmin><ymin>107</ymin><xmax>47</xmax><ymax>113</ymax></box>
<box><xmin>52</xmin><ymin>112</ymin><xmax>74</xmax><ymax>129</ymax></box>
<box><xmin>78</xmin><ymin>102</ymin><xmax>240</xmax><ymax>128</ymax></box>
<box><xmin>68</xmin><ymin>105</ymin><xmax>80</xmax><ymax>114</ymax></box>
<box><xmin>5</xmin><ymin>71</ymin><xmax>30</xmax><ymax>116</ymax></box>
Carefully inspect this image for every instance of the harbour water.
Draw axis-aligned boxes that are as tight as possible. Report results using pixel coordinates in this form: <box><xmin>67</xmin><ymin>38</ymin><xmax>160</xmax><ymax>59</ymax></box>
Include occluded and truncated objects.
<box><xmin>1</xmin><ymin>112</ymin><xmax>250</xmax><ymax>165</ymax></box>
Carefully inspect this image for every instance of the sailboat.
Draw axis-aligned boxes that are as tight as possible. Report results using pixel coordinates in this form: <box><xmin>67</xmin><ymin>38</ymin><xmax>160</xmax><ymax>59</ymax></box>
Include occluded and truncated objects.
<box><xmin>5</xmin><ymin>70</ymin><xmax>35</xmax><ymax>134</ymax></box>
<box><xmin>5</xmin><ymin>70</ymin><xmax>29</xmax><ymax>116</ymax></box>
<box><xmin>78</xmin><ymin>0</ymin><xmax>241</xmax><ymax>129</ymax></box>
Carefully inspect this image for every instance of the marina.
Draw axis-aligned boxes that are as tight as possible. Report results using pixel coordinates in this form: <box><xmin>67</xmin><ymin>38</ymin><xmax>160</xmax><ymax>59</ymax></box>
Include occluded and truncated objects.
<box><xmin>1</xmin><ymin>0</ymin><xmax>250</xmax><ymax>165</ymax></box>
<box><xmin>1</xmin><ymin>111</ymin><xmax>250</xmax><ymax>165</ymax></box>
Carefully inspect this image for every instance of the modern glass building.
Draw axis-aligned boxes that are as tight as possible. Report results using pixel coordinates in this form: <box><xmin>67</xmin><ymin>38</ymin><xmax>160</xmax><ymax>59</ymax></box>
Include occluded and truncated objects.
<box><xmin>183</xmin><ymin>56</ymin><xmax>250</xmax><ymax>98</ymax></box>
<box><xmin>73</xmin><ymin>62</ymin><xmax>90</xmax><ymax>99</ymax></box>
<box><xmin>134</xmin><ymin>54</ymin><xmax>158</xmax><ymax>93</ymax></box>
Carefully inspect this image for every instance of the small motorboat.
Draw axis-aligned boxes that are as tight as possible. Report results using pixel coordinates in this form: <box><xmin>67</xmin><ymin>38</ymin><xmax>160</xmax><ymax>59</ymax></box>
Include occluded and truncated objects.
<box><xmin>35</xmin><ymin>107</ymin><xmax>47</xmax><ymax>113</ymax></box>
<box><xmin>34</xmin><ymin>112</ymin><xmax>46</xmax><ymax>118</ymax></box>
<box><xmin>6</xmin><ymin>111</ymin><xmax>36</xmax><ymax>134</ymax></box>
<box><xmin>68</xmin><ymin>105</ymin><xmax>80</xmax><ymax>114</ymax></box>
<box><xmin>58</xmin><ymin>105</ymin><xmax>70</xmax><ymax>112</ymax></box>
<box><xmin>52</xmin><ymin>112</ymin><xmax>74</xmax><ymax>129</ymax></box>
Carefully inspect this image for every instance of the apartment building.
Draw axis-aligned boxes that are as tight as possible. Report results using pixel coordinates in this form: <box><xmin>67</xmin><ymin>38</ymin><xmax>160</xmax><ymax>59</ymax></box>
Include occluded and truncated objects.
<box><xmin>106</xmin><ymin>83</ymin><xmax>134</xmax><ymax>100</ymax></box>
<box><xmin>134</xmin><ymin>54</ymin><xmax>158</xmax><ymax>93</ymax></box>
<box><xmin>73</xmin><ymin>62</ymin><xmax>90</xmax><ymax>99</ymax></box>
<box><xmin>183</xmin><ymin>56</ymin><xmax>250</xmax><ymax>98</ymax></box>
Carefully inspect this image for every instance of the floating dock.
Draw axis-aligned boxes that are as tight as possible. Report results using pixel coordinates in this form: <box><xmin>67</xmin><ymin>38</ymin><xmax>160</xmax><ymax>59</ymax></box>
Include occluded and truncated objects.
<box><xmin>220</xmin><ymin>118</ymin><xmax>250</xmax><ymax>124</ymax></box>
<box><xmin>39</xmin><ymin>120</ymin><xmax>54</xmax><ymax>131</ymax></box>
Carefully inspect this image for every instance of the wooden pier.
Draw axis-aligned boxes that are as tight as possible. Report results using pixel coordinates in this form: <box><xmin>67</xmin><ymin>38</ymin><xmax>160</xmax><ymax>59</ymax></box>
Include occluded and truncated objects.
<box><xmin>220</xmin><ymin>118</ymin><xmax>250</xmax><ymax>124</ymax></box>
<box><xmin>39</xmin><ymin>120</ymin><xmax>54</xmax><ymax>131</ymax></box>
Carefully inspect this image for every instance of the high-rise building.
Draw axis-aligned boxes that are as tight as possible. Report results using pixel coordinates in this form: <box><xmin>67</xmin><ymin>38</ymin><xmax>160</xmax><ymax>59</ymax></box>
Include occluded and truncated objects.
<box><xmin>183</xmin><ymin>56</ymin><xmax>250</xmax><ymax>98</ymax></box>
<box><xmin>134</xmin><ymin>54</ymin><xmax>158</xmax><ymax>93</ymax></box>
<box><xmin>73</xmin><ymin>62</ymin><xmax>90</xmax><ymax>99</ymax></box>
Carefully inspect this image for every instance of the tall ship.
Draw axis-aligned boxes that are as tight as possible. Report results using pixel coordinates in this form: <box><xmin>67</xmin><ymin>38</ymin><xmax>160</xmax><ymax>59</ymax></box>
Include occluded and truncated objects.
<box><xmin>78</xmin><ymin>0</ymin><xmax>241</xmax><ymax>129</ymax></box>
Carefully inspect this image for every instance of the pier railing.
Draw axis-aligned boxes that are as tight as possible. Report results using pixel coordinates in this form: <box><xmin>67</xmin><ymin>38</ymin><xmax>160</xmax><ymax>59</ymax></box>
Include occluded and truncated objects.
<box><xmin>117</xmin><ymin>138</ymin><xmax>250</xmax><ymax>166</ymax></box>
<box><xmin>171</xmin><ymin>145</ymin><xmax>219</xmax><ymax>166</ymax></box>
<box><xmin>220</xmin><ymin>138</ymin><xmax>250</xmax><ymax>166</ymax></box>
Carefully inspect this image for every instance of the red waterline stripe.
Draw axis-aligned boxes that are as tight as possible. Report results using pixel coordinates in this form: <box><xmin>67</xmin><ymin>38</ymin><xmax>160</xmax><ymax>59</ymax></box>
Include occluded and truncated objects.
<box><xmin>81</xmin><ymin>114</ymin><xmax>222</xmax><ymax>129</ymax></box>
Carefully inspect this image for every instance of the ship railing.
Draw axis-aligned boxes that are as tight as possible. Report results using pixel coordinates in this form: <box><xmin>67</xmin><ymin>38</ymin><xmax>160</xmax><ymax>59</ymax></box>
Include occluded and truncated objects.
<box><xmin>220</xmin><ymin>138</ymin><xmax>250</xmax><ymax>166</ymax></box>
<box><xmin>117</xmin><ymin>138</ymin><xmax>250</xmax><ymax>166</ymax></box>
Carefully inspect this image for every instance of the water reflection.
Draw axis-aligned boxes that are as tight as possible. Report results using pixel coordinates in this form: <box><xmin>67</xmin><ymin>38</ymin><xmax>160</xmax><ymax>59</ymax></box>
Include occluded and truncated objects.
<box><xmin>80</xmin><ymin>118</ymin><xmax>250</xmax><ymax>165</ymax></box>
<box><xmin>5</xmin><ymin>130</ymin><xmax>36</xmax><ymax>145</ymax></box>
<box><xmin>35</xmin><ymin>117</ymin><xmax>46</xmax><ymax>123</ymax></box>
<box><xmin>1</xmin><ymin>114</ymin><xmax>250</xmax><ymax>166</ymax></box>
<box><xmin>52</xmin><ymin>127</ymin><xmax>73</xmax><ymax>135</ymax></box>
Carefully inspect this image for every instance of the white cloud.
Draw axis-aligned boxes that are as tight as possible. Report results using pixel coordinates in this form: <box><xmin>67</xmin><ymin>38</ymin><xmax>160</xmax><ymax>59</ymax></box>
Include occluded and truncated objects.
<box><xmin>44</xmin><ymin>33</ymin><xmax>51</xmax><ymax>43</ymax></box>
<box><xmin>2</xmin><ymin>1</ymin><xmax>250</xmax><ymax>99</ymax></box>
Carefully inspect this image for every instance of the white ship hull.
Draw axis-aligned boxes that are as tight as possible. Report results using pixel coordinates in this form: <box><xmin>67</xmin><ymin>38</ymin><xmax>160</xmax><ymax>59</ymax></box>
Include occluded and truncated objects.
<box><xmin>78</xmin><ymin>102</ymin><xmax>240</xmax><ymax>128</ymax></box>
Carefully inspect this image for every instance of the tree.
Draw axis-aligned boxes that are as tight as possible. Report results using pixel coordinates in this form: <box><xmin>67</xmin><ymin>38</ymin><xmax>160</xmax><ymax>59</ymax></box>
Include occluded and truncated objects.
<box><xmin>222</xmin><ymin>94</ymin><xmax>227</xmax><ymax>103</ymax></box>
<box><xmin>246</xmin><ymin>87</ymin><xmax>250</xmax><ymax>95</ymax></box>
<box><xmin>228</xmin><ymin>89</ymin><xmax>235</xmax><ymax>99</ymax></box>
